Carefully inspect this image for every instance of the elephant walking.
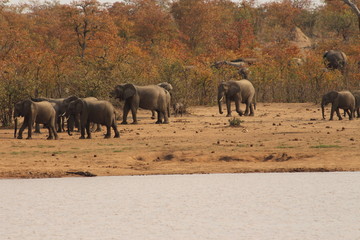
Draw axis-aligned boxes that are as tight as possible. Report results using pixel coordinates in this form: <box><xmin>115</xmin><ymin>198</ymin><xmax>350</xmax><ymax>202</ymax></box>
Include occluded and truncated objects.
<box><xmin>66</xmin><ymin>99</ymin><xmax>120</xmax><ymax>139</ymax></box>
<box><xmin>14</xmin><ymin>99</ymin><xmax>58</xmax><ymax>140</ymax></box>
<box><xmin>63</xmin><ymin>96</ymin><xmax>102</xmax><ymax>133</ymax></box>
<box><xmin>321</xmin><ymin>91</ymin><xmax>355</xmax><ymax>120</ymax></box>
<box><xmin>218</xmin><ymin>79</ymin><xmax>256</xmax><ymax>117</ymax></box>
<box><xmin>112</xmin><ymin>83</ymin><xmax>170</xmax><ymax>124</ymax></box>
<box><xmin>151</xmin><ymin>82</ymin><xmax>173</xmax><ymax>119</ymax></box>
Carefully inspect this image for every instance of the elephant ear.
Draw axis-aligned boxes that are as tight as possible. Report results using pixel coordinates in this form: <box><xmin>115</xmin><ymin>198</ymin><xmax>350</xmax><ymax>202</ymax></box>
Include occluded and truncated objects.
<box><xmin>220</xmin><ymin>82</ymin><xmax>229</xmax><ymax>92</ymax></box>
<box><xmin>329</xmin><ymin>91</ymin><xmax>339</xmax><ymax>100</ymax></box>
<box><xmin>23</xmin><ymin>100</ymin><xmax>33</xmax><ymax>116</ymax></box>
<box><xmin>124</xmin><ymin>83</ymin><xmax>136</xmax><ymax>99</ymax></box>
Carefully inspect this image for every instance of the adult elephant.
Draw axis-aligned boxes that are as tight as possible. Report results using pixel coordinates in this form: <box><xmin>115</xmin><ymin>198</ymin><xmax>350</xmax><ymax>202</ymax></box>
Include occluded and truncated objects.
<box><xmin>63</xmin><ymin>96</ymin><xmax>102</xmax><ymax>133</ymax></box>
<box><xmin>218</xmin><ymin>79</ymin><xmax>256</xmax><ymax>117</ymax></box>
<box><xmin>321</xmin><ymin>90</ymin><xmax>355</xmax><ymax>120</ymax></box>
<box><xmin>323</xmin><ymin>50</ymin><xmax>347</xmax><ymax>72</ymax></box>
<box><xmin>14</xmin><ymin>99</ymin><xmax>58</xmax><ymax>140</ymax></box>
<box><xmin>31</xmin><ymin>97</ymin><xmax>68</xmax><ymax>132</ymax></box>
<box><xmin>66</xmin><ymin>99</ymin><xmax>119</xmax><ymax>139</ymax></box>
<box><xmin>112</xmin><ymin>83</ymin><xmax>170</xmax><ymax>124</ymax></box>
<box><xmin>151</xmin><ymin>82</ymin><xmax>173</xmax><ymax>119</ymax></box>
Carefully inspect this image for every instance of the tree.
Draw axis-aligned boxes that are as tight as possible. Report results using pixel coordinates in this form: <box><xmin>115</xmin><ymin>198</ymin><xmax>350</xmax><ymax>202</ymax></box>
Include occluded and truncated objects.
<box><xmin>343</xmin><ymin>0</ymin><xmax>360</xmax><ymax>31</ymax></box>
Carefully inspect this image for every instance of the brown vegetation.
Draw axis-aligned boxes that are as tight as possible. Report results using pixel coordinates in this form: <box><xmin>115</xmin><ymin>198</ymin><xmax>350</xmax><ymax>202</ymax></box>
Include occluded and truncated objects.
<box><xmin>0</xmin><ymin>0</ymin><xmax>359</xmax><ymax>127</ymax></box>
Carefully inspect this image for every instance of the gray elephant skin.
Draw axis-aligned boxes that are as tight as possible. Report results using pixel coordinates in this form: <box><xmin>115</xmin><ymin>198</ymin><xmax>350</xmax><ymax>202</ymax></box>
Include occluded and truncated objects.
<box><xmin>113</xmin><ymin>83</ymin><xmax>170</xmax><ymax>124</ymax></box>
<box><xmin>321</xmin><ymin>90</ymin><xmax>355</xmax><ymax>120</ymax></box>
<box><xmin>31</xmin><ymin>97</ymin><xmax>68</xmax><ymax>133</ymax></box>
<box><xmin>173</xmin><ymin>102</ymin><xmax>186</xmax><ymax>117</ymax></box>
<box><xmin>63</xmin><ymin>96</ymin><xmax>102</xmax><ymax>133</ymax></box>
<box><xmin>323</xmin><ymin>50</ymin><xmax>347</xmax><ymax>72</ymax></box>
<box><xmin>218</xmin><ymin>79</ymin><xmax>256</xmax><ymax>117</ymax></box>
<box><xmin>67</xmin><ymin>98</ymin><xmax>119</xmax><ymax>139</ymax></box>
<box><xmin>151</xmin><ymin>82</ymin><xmax>173</xmax><ymax>119</ymax></box>
<box><xmin>14</xmin><ymin>99</ymin><xmax>58</xmax><ymax>140</ymax></box>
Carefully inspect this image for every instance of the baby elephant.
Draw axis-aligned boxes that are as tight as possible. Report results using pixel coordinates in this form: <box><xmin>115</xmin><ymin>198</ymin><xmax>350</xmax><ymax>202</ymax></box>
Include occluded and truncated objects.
<box><xmin>321</xmin><ymin>90</ymin><xmax>355</xmax><ymax>120</ymax></box>
<box><xmin>173</xmin><ymin>103</ymin><xmax>186</xmax><ymax>117</ymax></box>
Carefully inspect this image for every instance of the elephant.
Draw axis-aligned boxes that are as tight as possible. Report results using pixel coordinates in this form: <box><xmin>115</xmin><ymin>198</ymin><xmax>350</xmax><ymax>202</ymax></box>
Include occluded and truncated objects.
<box><xmin>344</xmin><ymin>90</ymin><xmax>360</xmax><ymax>118</ymax></box>
<box><xmin>14</xmin><ymin>99</ymin><xmax>58</xmax><ymax>140</ymax></box>
<box><xmin>323</xmin><ymin>50</ymin><xmax>347</xmax><ymax>73</ymax></box>
<box><xmin>112</xmin><ymin>83</ymin><xmax>170</xmax><ymax>124</ymax></box>
<box><xmin>63</xmin><ymin>96</ymin><xmax>102</xmax><ymax>133</ymax></box>
<box><xmin>151</xmin><ymin>82</ymin><xmax>173</xmax><ymax>119</ymax></box>
<box><xmin>66</xmin><ymin>98</ymin><xmax>119</xmax><ymax>139</ymax></box>
<box><xmin>218</xmin><ymin>79</ymin><xmax>256</xmax><ymax>117</ymax></box>
<box><xmin>31</xmin><ymin>97</ymin><xmax>68</xmax><ymax>133</ymax></box>
<box><xmin>321</xmin><ymin>91</ymin><xmax>355</xmax><ymax>120</ymax></box>
<box><xmin>173</xmin><ymin>102</ymin><xmax>186</xmax><ymax>117</ymax></box>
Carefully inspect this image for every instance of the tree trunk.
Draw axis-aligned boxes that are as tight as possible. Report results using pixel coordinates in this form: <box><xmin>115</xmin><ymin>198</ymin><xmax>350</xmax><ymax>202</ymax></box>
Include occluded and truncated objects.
<box><xmin>343</xmin><ymin>0</ymin><xmax>360</xmax><ymax>31</ymax></box>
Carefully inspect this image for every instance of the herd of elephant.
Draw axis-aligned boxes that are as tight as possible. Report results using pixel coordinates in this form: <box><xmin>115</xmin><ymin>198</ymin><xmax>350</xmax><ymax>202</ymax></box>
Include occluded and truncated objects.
<box><xmin>12</xmin><ymin>52</ymin><xmax>357</xmax><ymax>141</ymax></box>
<box><xmin>13</xmin><ymin>82</ymin><xmax>186</xmax><ymax>140</ymax></box>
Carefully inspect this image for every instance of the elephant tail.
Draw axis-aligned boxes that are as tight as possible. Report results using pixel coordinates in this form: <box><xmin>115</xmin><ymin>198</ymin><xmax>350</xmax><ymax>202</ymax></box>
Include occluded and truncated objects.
<box><xmin>253</xmin><ymin>94</ymin><xmax>257</xmax><ymax>110</ymax></box>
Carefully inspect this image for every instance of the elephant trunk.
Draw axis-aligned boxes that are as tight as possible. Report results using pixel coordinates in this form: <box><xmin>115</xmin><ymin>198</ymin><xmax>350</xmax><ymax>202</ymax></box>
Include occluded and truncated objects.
<box><xmin>14</xmin><ymin>117</ymin><xmax>18</xmax><ymax>138</ymax></box>
<box><xmin>321</xmin><ymin>102</ymin><xmax>325</xmax><ymax>119</ymax></box>
<box><xmin>218</xmin><ymin>94</ymin><xmax>224</xmax><ymax>114</ymax></box>
<box><xmin>67</xmin><ymin>115</ymin><xmax>73</xmax><ymax>136</ymax></box>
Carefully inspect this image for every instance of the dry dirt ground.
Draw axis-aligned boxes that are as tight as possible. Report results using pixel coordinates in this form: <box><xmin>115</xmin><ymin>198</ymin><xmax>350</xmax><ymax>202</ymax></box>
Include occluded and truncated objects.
<box><xmin>1</xmin><ymin>103</ymin><xmax>360</xmax><ymax>179</ymax></box>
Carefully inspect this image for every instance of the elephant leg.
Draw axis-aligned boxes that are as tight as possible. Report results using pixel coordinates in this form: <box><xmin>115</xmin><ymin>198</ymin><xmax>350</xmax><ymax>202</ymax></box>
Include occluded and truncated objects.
<box><xmin>348</xmin><ymin>109</ymin><xmax>354</xmax><ymax>120</ymax></box>
<box><xmin>26</xmin><ymin>117</ymin><xmax>34</xmax><ymax>139</ymax></box>
<box><xmin>17</xmin><ymin>121</ymin><xmax>28</xmax><ymax>139</ymax></box>
<box><xmin>156</xmin><ymin>110</ymin><xmax>162</xmax><ymax>124</ymax></box>
<box><xmin>79</xmin><ymin>122</ymin><xmax>86</xmax><ymax>139</ymax></box>
<box><xmin>235</xmin><ymin>101</ymin><xmax>243</xmax><ymax>116</ymax></box>
<box><xmin>104</xmin><ymin>125</ymin><xmax>111</xmax><ymax>138</ymax></box>
<box><xmin>130</xmin><ymin>106</ymin><xmax>138</xmax><ymax>124</ymax></box>
<box><xmin>112</xmin><ymin>121</ymin><xmax>120</xmax><ymax>138</ymax></box>
<box><xmin>357</xmin><ymin>108</ymin><xmax>360</xmax><ymax>118</ymax></box>
<box><xmin>151</xmin><ymin>110</ymin><xmax>156</xmax><ymax>119</ymax></box>
<box><xmin>335</xmin><ymin>108</ymin><xmax>342</xmax><ymax>120</ymax></box>
<box><xmin>47</xmin><ymin>125</ymin><xmax>53</xmax><ymax>140</ymax></box>
<box><xmin>249</xmin><ymin>104</ymin><xmax>255</xmax><ymax>116</ymax></box>
<box><xmin>86</xmin><ymin>121</ymin><xmax>91</xmax><ymax>139</ymax></box>
<box><xmin>121</xmin><ymin>103</ymin><xmax>130</xmax><ymax>124</ymax></box>
<box><xmin>57</xmin><ymin>116</ymin><xmax>62</xmax><ymax>132</ymax></box>
<box><xmin>162</xmin><ymin>109</ymin><xmax>169</xmax><ymax>124</ymax></box>
<box><xmin>226</xmin><ymin>98</ymin><xmax>232</xmax><ymax>117</ymax></box>
<box><xmin>34</xmin><ymin>123</ymin><xmax>41</xmax><ymax>133</ymax></box>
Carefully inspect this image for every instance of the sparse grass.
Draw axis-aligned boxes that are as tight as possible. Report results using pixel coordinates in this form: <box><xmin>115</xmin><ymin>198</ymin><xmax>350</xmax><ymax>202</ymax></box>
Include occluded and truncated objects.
<box><xmin>113</xmin><ymin>150</ymin><xmax>123</xmax><ymax>153</ymax></box>
<box><xmin>276</xmin><ymin>145</ymin><xmax>296</xmax><ymax>149</ymax></box>
<box><xmin>310</xmin><ymin>145</ymin><xmax>342</xmax><ymax>149</ymax></box>
<box><xmin>228</xmin><ymin>117</ymin><xmax>243</xmax><ymax>127</ymax></box>
<box><xmin>37</xmin><ymin>145</ymin><xmax>56</xmax><ymax>148</ymax></box>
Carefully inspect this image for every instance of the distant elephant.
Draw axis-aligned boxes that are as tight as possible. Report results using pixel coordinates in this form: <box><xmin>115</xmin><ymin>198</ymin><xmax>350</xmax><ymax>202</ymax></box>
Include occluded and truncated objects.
<box><xmin>112</xmin><ymin>83</ymin><xmax>170</xmax><ymax>124</ymax></box>
<box><xmin>218</xmin><ymin>79</ymin><xmax>256</xmax><ymax>117</ymax></box>
<box><xmin>151</xmin><ymin>82</ymin><xmax>173</xmax><ymax>119</ymax></box>
<box><xmin>14</xmin><ymin>99</ymin><xmax>58</xmax><ymax>140</ymax></box>
<box><xmin>173</xmin><ymin>102</ymin><xmax>186</xmax><ymax>117</ymax></box>
<box><xmin>351</xmin><ymin>90</ymin><xmax>360</xmax><ymax>118</ymax></box>
<box><xmin>66</xmin><ymin>99</ymin><xmax>119</xmax><ymax>139</ymax></box>
<box><xmin>321</xmin><ymin>91</ymin><xmax>355</xmax><ymax>120</ymax></box>
<box><xmin>323</xmin><ymin>50</ymin><xmax>347</xmax><ymax>72</ymax></box>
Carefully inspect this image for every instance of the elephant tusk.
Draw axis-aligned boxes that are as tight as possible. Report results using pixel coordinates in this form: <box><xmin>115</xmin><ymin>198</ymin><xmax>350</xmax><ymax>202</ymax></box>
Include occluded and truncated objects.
<box><xmin>219</xmin><ymin>96</ymin><xmax>224</xmax><ymax>102</ymax></box>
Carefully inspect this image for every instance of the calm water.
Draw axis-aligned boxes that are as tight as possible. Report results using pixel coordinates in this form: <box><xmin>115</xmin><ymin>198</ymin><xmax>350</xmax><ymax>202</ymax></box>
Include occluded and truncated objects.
<box><xmin>1</xmin><ymin>172</ymin><xmax>360</xmax><ymax>240</ymax></box>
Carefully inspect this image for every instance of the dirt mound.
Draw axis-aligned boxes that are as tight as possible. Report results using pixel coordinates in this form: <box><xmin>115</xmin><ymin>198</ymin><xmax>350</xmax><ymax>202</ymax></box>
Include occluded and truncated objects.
<box><xmin>289</xmin><ymin>27</ymin><xmax>312</xmax><ymax>55</ymax></box>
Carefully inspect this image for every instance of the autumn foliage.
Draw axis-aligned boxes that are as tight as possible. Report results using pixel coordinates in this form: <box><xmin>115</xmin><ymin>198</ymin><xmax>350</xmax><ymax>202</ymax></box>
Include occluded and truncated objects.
<box><xmin>0</xmin><ymin>0</ymin><xmax>359</xmax><ymax>126</ymax></box>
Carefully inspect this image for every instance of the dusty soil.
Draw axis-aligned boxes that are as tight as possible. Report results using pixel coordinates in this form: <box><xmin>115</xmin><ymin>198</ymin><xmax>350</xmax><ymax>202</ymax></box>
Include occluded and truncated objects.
<box><xmin>1</xmin><ymin>103</ymin><xmax>359</xmax><ymax>179</ymax></box>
